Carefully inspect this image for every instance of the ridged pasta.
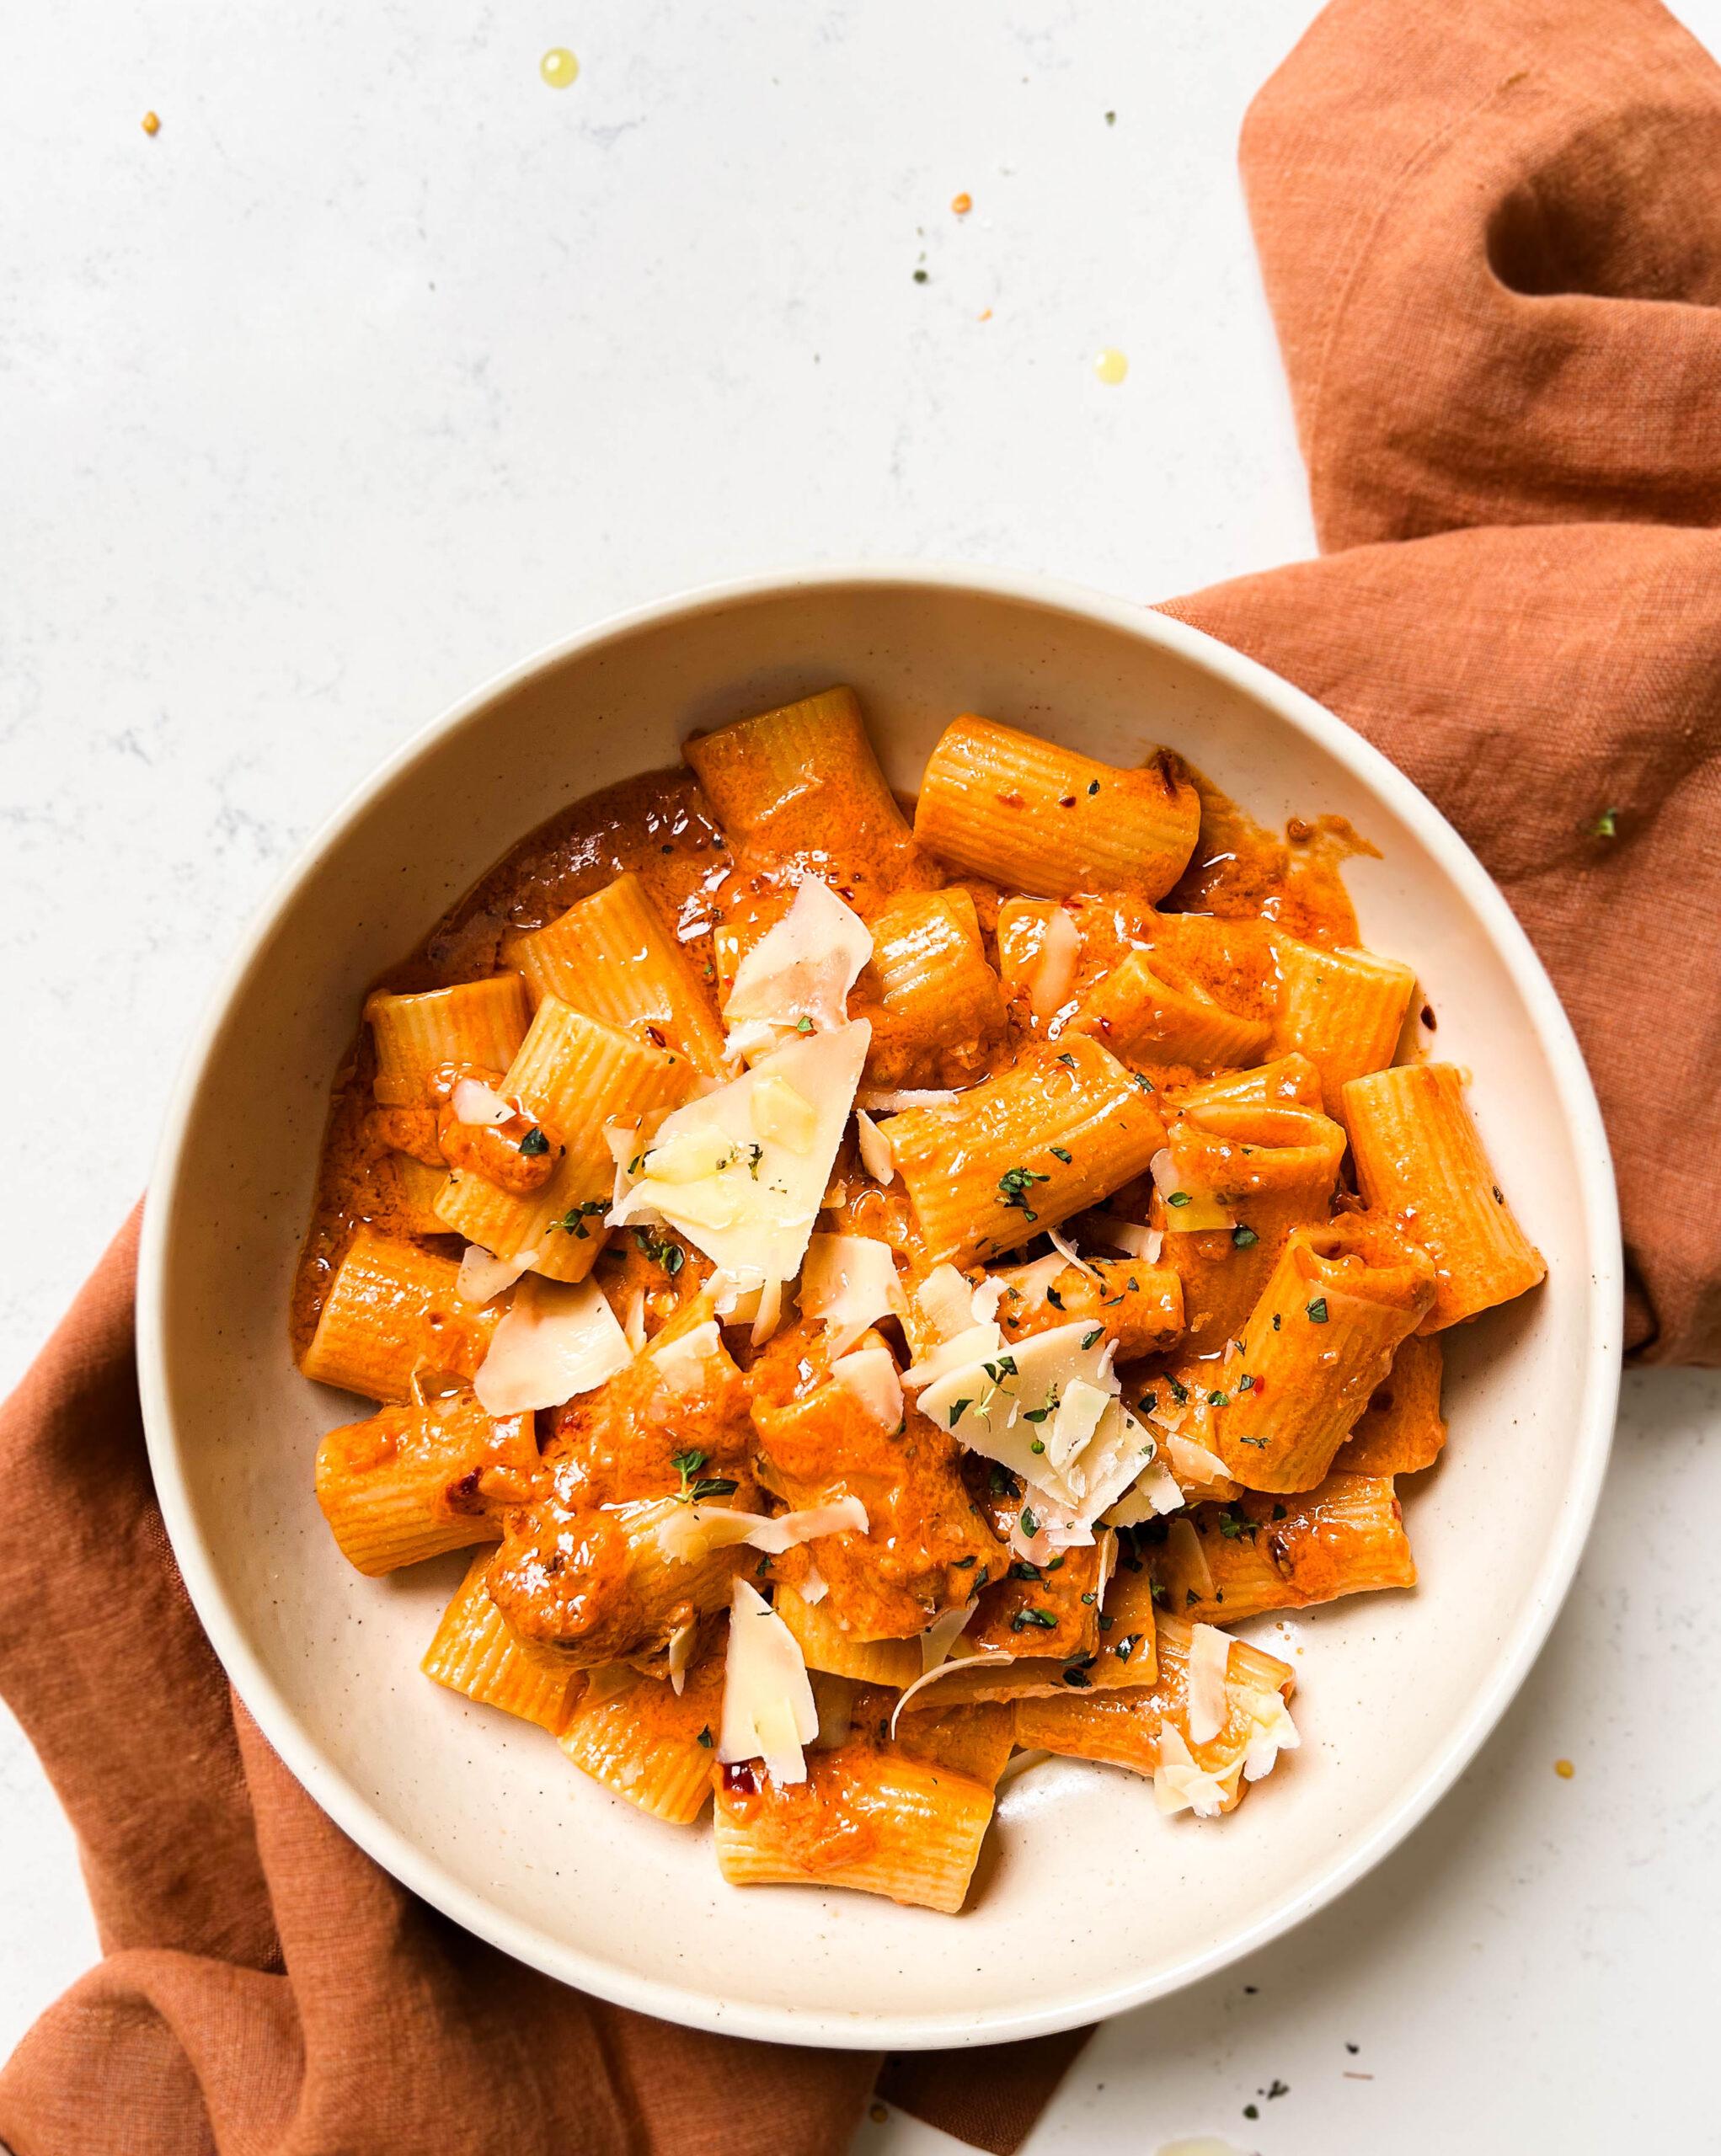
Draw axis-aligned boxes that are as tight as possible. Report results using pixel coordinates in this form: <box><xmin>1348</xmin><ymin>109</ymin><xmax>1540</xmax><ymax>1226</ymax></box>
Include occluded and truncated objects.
<box><xmin>1171</xmin><ymin>1053</ymin><xmax>1325</xmax><ymax>1114</ymax></box>
<box><xmin>858</xmin><ymin>885</ymin><xmax>1007</xmax><ymax>1088</ymax></box>
<box><xmin>422</xmin><ymin>1549</ymin><xmax>580</xmax><ymax>1731</ymax></box>
<box><xmin>1344</xmin><ymin>1063</ymin><xmax>1547</xmax><ymax>1331</ymax></box>
<box><xmin>1148</xmin><ymin>1474</ymin><xmax>1415</xmax><ymax>1623</ymax></box>
<box><xmin>774</xmin><ymin>1587</ymin><xmax>921</xmax><ymax>1686</ymax></box>
<box><xmin>1270</xmin><ymin>936</ymin><xmax>1415</xmax><ymax>1113</ymax></box>
<box><xmin>389</xmin><ymin>1153</ymin><xmax>457</xmax><ymax>1238</ymax></box>
<box><xmin>714</xmin><ymin>1745</ymin><xmax>995</xmax><ymax>1913</ymax></box>
<box><xmin>560</xmin><ymin>1655</ymin><xmax>725</xmax><ymax>1824</ymax></box>
<box><xmin>1160</xmin><ymin>1100</ymin><xmax>1348</xmax><ymax>1356</ymax></box>
<box><xmin>1210</xmin><ymin>1214</ymin><xmax>1437</xmax><ymax>1492</ymax></box>
<box><xmin>1335</xmin><ymin>1333</ymin><xmax>1446</xmax><ymax>1476</ymax></box>
<box><xmin>1077</xmin><ymin>950</ymin><xmax>1273</xmax><ymax>1070</ymax></box>
<box><xmin>315</xmin><ymin>1390</ymin><xmax>533</xmax><ymax>1574</ymax></box>
<box><xmin>993</xmin><ymin>1253</ymin><xmax>1184</xmax><ymax>1361</ymax></box>
<box><xmin>887</xmin><ymin>1035</ymin><xmax>1167</xmax><ymax>1265</ymax></box>
<box><xmin>683</xmin><ymin>686</ymin><xmax>929</xmax><ymax>899</ymax></box>
<box><xmin>502</xmin><ymin>873</ymin><xmax>726</xmax><ymax>1075</ymax></box>
<box><xmin>913</xmin><ymin>715</ymin><xmax>1200</xmax><ymax>900</ymax></box>
<box><xmin>301</xmin><ymin>1229</ymin><xmax>499</xmax><ymax>1402</ymax></box>
<box><xmin>365</xmin><ymin>975</ymin><xmax>529</xmax><ymax>1107</ymax></box>
<box><xmin>433</xmin><ymin>997</ymin><xmax>689</xmax><ymax>1279</ymax></box>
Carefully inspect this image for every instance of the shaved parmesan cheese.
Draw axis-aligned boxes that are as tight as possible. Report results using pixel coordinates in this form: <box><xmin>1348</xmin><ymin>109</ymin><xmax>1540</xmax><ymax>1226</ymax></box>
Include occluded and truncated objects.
<box><xmin>912</xmin><ymin>1264</ymin><xmax>977</xmax><ymax>1342</ymax></box>
<box><xmin>719</xmin><ymin>1579</ymin><xmax>820</xmax><ymax>1785</ymax></box>
<box><xmin>609</xmin><ymin>1022</ymin><xmax>869</xmax><ymax>1284</ymax></box>
<box><xmin>750</xmin><ymin>1276</ymin><xmax>784</xmax><ymax>1348</ymax></box>
<box><xmin>1167</xmin><ymin>1515</ymin><xmax>1216</xmax><ymax>1600</ymax></box>
<box><xmin>831</xmin><ymin>1345</ymin><xmax>904</xmax><ymax>1433</ymax></box>
<box><xmin>917</xmin><ymin>1321</ymin><xmax>1123</xmax><ymax>1513</ymax></box>
<box><xmin>666</xmin><ymin>1620</ymin><xmax>697</xmax><ymax>1697</ymax></box>
<box><xmin>855</xmin><ymin>1109</ymin><xmax>896</xmax><ymax>1184</ymax></box>
<box><xmin>1049</xmin><ymin>1376</ymin><xmax>1110</xmax><ymax>1468</ymax></box>
<box><xmin>1166</xmin><ymin>1433</ymin><xmax>1236</xmax><ymax>1497</ymax></box>
<box><xmin>888</xmin><ymin>1636</ymin><xmax>1008</xmax><ymax>1734</ymax></box>
<box><xmin>856</xmin><ymin>1086</ymin><xmax>965</xmax><ymax>1112</ymax></box>
<box><xmin>1152</xmin><ymin>1147</ymin><xmax>1237</xmax><ymax>1232</ymax></box>
<box><xmin>997</xmin><ymin>1251</ymin><xmax>1070</xmax><ymax>1305</ymax></box>
<box><xmin>802</xmin><ymin>1234</ymin><xmax>903</xmax><ymax>1355</ymax></box>
<box><xmin>455</xmin><ymin>1241</ymin><xmax>537</xmax><ymax>1307</ymax></box>
<box><xmin>658</xmin><ymin>1492</ymin><xmax>869</xmax><ymax>1562</ymax></box>
<box><xmin>473</xmin><ymin>1275</ymin><xmax>631</xmax><ymax>1415</ymax></box>
<box><xmin>1047</xmin><ymin>1224</ymin><xmax>1096</xmax><ymax>1278</ymax></box>
<box><xmin>901</xmin><ymin>1319</ymin><xmax>1007</xmax><ymax>1390</ymax></box>
<box><xmin>920</xmin><ymin>1599</ymin><xmax>977</xmax><ymax>1675</ymax></box>
<box><xmin>1103</xmin><ymin>1453</ymin><xmax>1184</xmax><ymax>1525</ymax></box>
<box><xmin>1029</xmin><ymin>905</ymin><xmax>1082</xmax><ymax>1018</ymax></box>
<box><xmin>646</xmin><ymin>1318</ymin><xmax>726</xmax><ymax>1398</ymax></box>
<box><xmin>621</xmin><ymin>1285</ymin><xmax>647</xmax><ymax>1354</ymax></box>
<box><xmin>1188</xmin><ymin>1624</ymin><xmax>1232</xmax><ymax>1745</ymax></box>
<box><xmin>799</xmin><ymin>1559</ymin><xmax>828</xmax><ymax>1606</ymax></box>
<box><xmin>1152</xmin><ymin>1723</ymin><xmax>1232</xmax><ymax>1818</ymax></box>
<box><xmin>1241</xmin><ymin>1687</ymin><xmax>1301</xmax><ymax>1781</ymax></box>
<box><xmin>970</xmin><ymin>1275</ymin><xmax>1006</xmax><ymax>1324</ymax></box>
<box><xmin>452</xmin><ymin>1078</ymin><xmax>513</xmax><ymax>1127</ymax></box>
<box><xmin>724</xmin><ymin>880</ymin><xmax>873</xmax><ymax>1053</ymax></box>
<box><xmin>1085</xmin><ymin>1212</ymin><xmax>1163</xmax><ymax>1263</ymax></box>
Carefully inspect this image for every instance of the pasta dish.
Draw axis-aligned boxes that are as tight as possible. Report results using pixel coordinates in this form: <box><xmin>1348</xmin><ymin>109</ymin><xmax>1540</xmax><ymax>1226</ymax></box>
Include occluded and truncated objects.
<box><xmin>297</xmin><ymin>688</ymin><xmax>1544</xmax><ymax>1913</ymax></box>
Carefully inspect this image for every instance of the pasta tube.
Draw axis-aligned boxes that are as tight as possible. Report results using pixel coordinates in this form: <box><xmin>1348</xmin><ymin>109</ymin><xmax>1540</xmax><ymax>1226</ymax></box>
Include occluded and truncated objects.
<box><xmin>887</xmin><ymin>1036</ymin><xmax>1166</xmax><ymax>1266</ymax></box>
<box><xmin>503</xmin><ymin>873</ymin><xmax>726</xmax><ymax>1074</ymax></box>
<box><xmin>1343</xmin><ymin>1063</ymin><xmax>1547</xmax><ymax>1330</ymax></box>
<box><xmin>315</xmin><ymin>1390</ymin><xmax>534</xmax><ymax>1574</ymax></box>
<box><xmin>912</xmin><ymin>715</ymin><xmax>1200</xmax><ymax>900</ymax></box>
<box><xmin>683</xmin><ymin>687</ymin><xmax>930</xmax><ymax>900</ymax></box>
<box><xmin>365</xmin><ymin>975</ymin><xmax>530</xmax><ymax>1107</ymax></box>
<box><xmin>1211</xmin><ymin>1215</ymin><xmax>1437</xmax><ymax>1492</ymax></box>
<box><xmin>1334</xmin><ymin>1334</ymin><xmax>1446</xmax><ymax>1476</ymax></box>
<box><xmin>1146</xmin><ymin>1473</ymin><xmax>1415</xmax><ymax>1622</ymax></box>
<box><xmin>858</xmin><ymin>885</ymin><xmax>1007</xmax><ymax>1088</ymax></box>
<box><xmin>433</xmin><ymin>997</ymin><xmax>690</xmax><ymax>1280</ymax></box>
<box><xmin>560</xmin><ymin>1656</ymin><xmax>726</xmax><ymax>1824</ymax></box>
<box><xmin>422</xmin><ymin>1549</ymin><xmax>581</xmax><ymax>1731</ymax></box>
<box><xmin>1077</xmin><ymin>950</ymin><xmax>1273</xmax><ymax>1070</ymax></box>
<box><xmin>301</xmin><ymin>1229</ymin><xmax>499</xmax><ymax>1402</ymax></box>
<box><xmin>1270</xmin><ymin>936</ymin><xmax>1415</xmax><ymax>1113</ymax></box>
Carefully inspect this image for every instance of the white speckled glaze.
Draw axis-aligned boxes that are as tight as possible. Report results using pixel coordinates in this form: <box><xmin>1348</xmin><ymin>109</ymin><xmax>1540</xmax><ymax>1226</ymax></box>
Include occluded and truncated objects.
<box><xmin>136</xmin><ymin>566</ymin><xmax>1621</xmax><ymax>2049</ymax></box>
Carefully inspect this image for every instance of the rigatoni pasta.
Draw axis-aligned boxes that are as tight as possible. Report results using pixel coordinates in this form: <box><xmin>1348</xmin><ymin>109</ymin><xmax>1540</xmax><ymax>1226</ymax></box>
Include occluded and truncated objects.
<box><xmin>293</xmin><ymin>681</ymin><xmax>1546</xmax><ymax>1915</ymax></box>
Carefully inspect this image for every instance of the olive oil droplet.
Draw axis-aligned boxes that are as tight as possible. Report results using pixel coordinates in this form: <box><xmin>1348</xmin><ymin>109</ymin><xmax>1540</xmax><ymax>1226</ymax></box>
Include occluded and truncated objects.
<box><xmin>540</xmin><ymin>47</ymin><xmax>580</xmax><ymax>88</ymax></box>
<box><xmin>1094</xmin><ymin>347</ymin><xmax>1129</xmax><ymax>386</ymax></box>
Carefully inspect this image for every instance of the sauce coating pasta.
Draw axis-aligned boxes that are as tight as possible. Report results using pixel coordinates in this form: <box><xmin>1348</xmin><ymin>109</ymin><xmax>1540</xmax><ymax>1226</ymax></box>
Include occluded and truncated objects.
<box><xmin>297</xmin><ymin>688</ymin><xmax>1544</xmax><ymax>1911</ymax></box>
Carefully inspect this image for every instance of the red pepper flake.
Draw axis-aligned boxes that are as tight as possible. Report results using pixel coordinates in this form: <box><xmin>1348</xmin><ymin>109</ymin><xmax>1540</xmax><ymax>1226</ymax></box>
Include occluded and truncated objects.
<box><xmin>996</xmin><ymin>789</ymin><xmax>1025</xmax><ymax>808</ymax></box>
<box><xmin>722</xmin><ymin>1763</ymin><xmax>757</xmax><ymax>1794</ymax></box>
<box><xmin>1058</xmin><ymin>793</ymin><xmax>1077</xmax><ymax>808</ymax></box>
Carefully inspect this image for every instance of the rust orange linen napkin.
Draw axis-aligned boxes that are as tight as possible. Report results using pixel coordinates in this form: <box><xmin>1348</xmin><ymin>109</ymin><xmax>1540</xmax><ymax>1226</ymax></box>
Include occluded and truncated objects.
<box><xmin>5</xmin><ymin>1</ymin><xmax>1721</xmax><ymax>2152</ymax></box>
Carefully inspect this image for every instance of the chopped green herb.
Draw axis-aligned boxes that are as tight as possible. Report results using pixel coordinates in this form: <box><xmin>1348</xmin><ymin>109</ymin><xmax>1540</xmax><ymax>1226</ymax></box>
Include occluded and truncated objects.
<box><xmin>1166</xmin><ymin>1190</ymin><xmax>1193</xmax><ymax>1209</ymax></box>
<box><xmin>1080</xmin><ymin>1590</ymin><xmax>1096</xmax><ymax>1604</ymax></box>
<box><xmin>1167</xmin><ymin>1374</ymin><xmax>1189</xmax><ymax>1405</ymax></box>
<box><xmin>746</xmin><ymin>1142</ymin><xmax>763</xmax><ymax>1179</ymax></box>
<box><xmin>1207</xmin><ymin>1389</ymin><xmax>1227</xmax><ymax>1407</ymax></box>
<box><xmin>1307</xmin><ymin>1297</ymin><xmax>1329</xmax><ymax>1324</ymax></box>
<box><xmin>519</xmin><ymin>1127</ymin><xmax>549</xmax><ymax>1156</ymax></box>
<box><xmin>1056</xmin><ymin>1051</ymin><xmax>1077</xmax><ymax>1067</ymax></box>
<box><xmin>1088</xmin><ymin>778</ymin><xmax>1100</xmax><ymax>795</ymax></box>
<box><xmin>1587</xmin><ymin>808</ymin><xmax>1619</xmax><ymax>838</ymax></box>
<box><xmin>1272</xmin><ymin>1503</ymin><xmax>1287</xmax><ymax>1520</ymax></box>
<box><xmin>671</xmin><ymin>1449</ymin><xmax>708</xmax><ymax>1479</ymax></box>
<box><xmin>1020</xmin><ymin>1506</ymin><xmax>1040</xmax><ymax>1536</ymax></box>
<box><xmin>550</xmin><ymin>1198</ymin><xmax>608</xmax><ymax>1238</ymax></box>
<box><xmin>989</xmin><ymin>1464</ymin><xmax>1013</xmax><ymax>1497</ymax></box>
<box><xmin>1030</xmin><ymin>1438</ymin><xmax>1045</xmax><ymax>1454</ymax></box>
<box><xmin>1114</xmin><ymin>1632</ymin><xmax>1141</xmax><ymax>1661</ymax></box>
<box><xmin>1012</xmin><ymin>1607</ymin><xmax>1058</xmax><ymax>1631</ymax></box>
<box><xmin>1082</xmin><ymin>1327</ymin><xmax>1103</xmax><ymax>1348</ymax></box>
<box><xmin>697</xmin><ymin>1726</ymin><xmax>713</xmax><ymax>1748</ymax></box>
<box><xmin>951</xmin><ymin>1553</ymin><xmax>978</xmax><ymax>1568</ymax></box>
<box><xmin>998</xmin><ymin>1165</ymin><xmax>1050</xmax><ymax>1219</ymax></box>
<box><xmin>1009</xmin><ymin>1561</ymin><xmax>1042</xmax><ymax>1581</ymax></box>
<box><xmin>980</xmin><ymin>1355</ymin><xmax>1019</xmax><ymax>1382</ymax></box>
<box><xmin>1232</xmin><ymin>1223</ymin><xmax>1258</xmax><ymax>1249</ymax></box>
<box><xmin>1185</xmin><ymin>1587</ymin><xmax>1199</xmax><ymax>1606</ymax></box>
<box><xmin>1237</xmin><ymin>1374</ymin><xmax>1255</xmax><ymax>1392</ymax></box>
<box><xmin>949</xmin><ymin>1397</ymin><xmax>973</xmax><ymax>1428</ymax></box>
<box><xmin>1045</xmin><ymin>1284</ymin><xmax>1065</xmax><ymax>1310</ymax></box>
<box><xmin>1272</xmin><ymin>1311</ymin><xmax>1282</xmax><ymax>1331</ymax></box>
<box><xmin>1150</xmin><ymin>1580</ymin><xmax>1168</xmax><ymax>1606</ymax></box>
<box><xmin>1095</xmin><ymin>1610</ymin><xmax>1113</xmax><ymax>1630</ymax></box>
<box><xmin>1050</xmin><ymin>1145</ymin><xmax>1072</xmax><ymax>1164</ymax></box>
<box><xmin>1140</xmin><ymin>1390</ymin><xmax>1157</xmax><ymax>1415</ymax></box>
<box><xmin>692</xmin><ymin>1476</ymin><xmax>739</xmax><ymax>1501</ymax></box>
<box><xmin>632</xmin><ymin>1226</ymin><xmax>685</xmax><ymax>1273</ymax></box>
<box><xmin>1218</xmin><ymin>1508</ymin><xmax>1253</xmax><ymax>1540</ymax></box>
<box><xmin>1237</xmin><ymin>1434</ymin><xmax>1267</xmax><ymax>1449</ymax></box>
<box><xmin>794</xmin><ymin>1016</ymin><xmax>815</xmax><ymax>1033</ymax></box>
<box><xmin>1061</xmin><ymin>1664</ymin><xmax>1093</xmax><ymax>1688</ymax></box>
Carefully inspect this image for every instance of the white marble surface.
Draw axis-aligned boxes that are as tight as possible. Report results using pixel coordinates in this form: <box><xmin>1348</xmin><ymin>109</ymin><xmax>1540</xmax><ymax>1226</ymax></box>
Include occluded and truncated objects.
<box><xmin>3</xmin><ymin>2</ymin><xmax>1717</xmax><ymax>2148</ymax></box>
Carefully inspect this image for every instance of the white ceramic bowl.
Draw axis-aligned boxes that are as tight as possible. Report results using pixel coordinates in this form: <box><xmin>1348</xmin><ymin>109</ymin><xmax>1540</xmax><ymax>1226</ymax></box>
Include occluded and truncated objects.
<box><xmin>138</xmin><ymin>567</ymin><xmax>1621</xmax><ymax>2050</ymax></box>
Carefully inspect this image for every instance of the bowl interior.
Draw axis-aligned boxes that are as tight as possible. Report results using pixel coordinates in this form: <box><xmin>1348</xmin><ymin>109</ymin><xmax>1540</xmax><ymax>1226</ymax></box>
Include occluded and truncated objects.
<box><xmin>142</xmin><ymin>573</ymin><xmax>1617</xmax><ymax>2047</ymax></box>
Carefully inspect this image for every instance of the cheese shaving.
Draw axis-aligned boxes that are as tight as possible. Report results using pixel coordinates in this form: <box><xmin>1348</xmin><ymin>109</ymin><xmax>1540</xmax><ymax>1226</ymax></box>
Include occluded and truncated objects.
<box><xmin>657</xmin><ymin>1493</ymin><xmax>869</xmax><ymax>1563</ymax></box>
<box><xmin>1241</xmin><ymin>1687</ymin><xmax>1301</xmax><ymax>1781</ymax></box>
<box><xmin>855</xmin><ymin>1086</ymin><xmax>965</xmax><ymax>1111</ymax></box>
<box><xmin>724</xmin><ymin>879</ymin><xmax>873</xmax><ymax>1053</ymax></box>
<box><xmin>1152</xmin><ymin>1723</ymin><xmax>1232</xmax><ymax>1818</ymax></box>
<box><xmin>666</xmin><ymin>1620</ymin><xmax>697</xmax><ymax>1697</ymax></box>
<box><xmin>855</xmin><ymin>1109</ymin><xmax>896</xmax><ymax>1183</ymax></box>
<box><xmin>913</xmin><ymin>1264</ymin><xmax>981</xmax><ymax>1342</ymax></box>
<box><xmin>455</xmin><ymin>1241</ymin><xmax>537</xmax><ymax>1307</ymax></box>
<box><xmin>1166</xmin><ymin>1515</ymin><xmax>1217</xmax><ymax>1600</ymax></box>
<box><xmin>1085</xmin><ymin>1212</ymin><xmax>1163</xmax><ymax>1263</ymax></box>
<box><xmin>1029</xmin><ymin>905</ymin><xmax>1082</xmax><ymax>1018</ymax></box>
<box><xmin>750</xmin><ymin>1276</ymin><xmax>785</xmax><ymax>1347</ymax></box>
<box><xmin>1187</xmin><ymin>1623</ymin><xmax>1232</xmax><ymax>1745</ymax></box>
<box><xmin>472</xmin><ymin>1275</ymin><xmax>631</xmax><ymax>1415</ymax></box>
<box><xmin>719</xmin><ymin>1579</ymin><xmax>820</xmax><ymax>1785</ymax></box>
<box><xmin>801</xmin><ymin>1234</ymin><xmax>903</xmax><ymax>1355</ymax></box>
<box><xmin>1047</xmin><ymin>1224</ymin><xmax>1096</xmax><ymax>1278</ymax></box>
<box><xmin>831</xmin><ymin>1345</ymin><xmax>905</xmax><ymax>1433</ymax></box>
<box><xmin>451</xmin><ymin>1078</ymin><xmax>513</xmax><ymax>1127</ymax></box>
<box><xmin>919</xmin><ymin>1598</ymin><xmax>977</xmax><ymax>1675</ymax></box>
